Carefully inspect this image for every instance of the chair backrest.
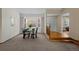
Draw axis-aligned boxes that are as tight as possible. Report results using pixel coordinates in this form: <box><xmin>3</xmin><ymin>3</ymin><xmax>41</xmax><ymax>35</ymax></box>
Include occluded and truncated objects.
<box><xmin>35</xmin><ymin>27</ymin><xmax>38</xmax><ymax>34</ymax></box>
<box><xmin>31</xmin><ymin>27</ymin><xmax>38</xmax><ymax>35</ymax></box>
<box><xmin>23</xmin><ymin>28</ymin><xmax>29</xmax><ymax>34</ymax></box>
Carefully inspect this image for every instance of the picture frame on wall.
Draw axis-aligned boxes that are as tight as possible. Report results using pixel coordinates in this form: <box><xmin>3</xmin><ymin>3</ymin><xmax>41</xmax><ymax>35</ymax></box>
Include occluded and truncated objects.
<box><xmin>10</xmin><ymin>16</ymin><xmax>14</xmax><ymax>26</ymax></box>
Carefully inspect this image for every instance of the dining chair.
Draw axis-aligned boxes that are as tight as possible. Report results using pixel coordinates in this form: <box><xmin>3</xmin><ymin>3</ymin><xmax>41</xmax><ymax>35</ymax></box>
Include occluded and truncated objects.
<box><xmin>23</xmin><ymin>29</ymin><xmax>30</xmax><ymax>39</ymax></box>
<box><xmin>31</xmin><ymin>28</ymin><xmax>35</xmax><ymax>39</ymax></box>
<box><xmin>31</xmin><ymin>27</ymin><xmax>38</xmax><ymax>39</ymax></box>
<box><xmin>35</xmin><ymin>27</ymin><xmax>38</xmax><ymax>38</ymax></box>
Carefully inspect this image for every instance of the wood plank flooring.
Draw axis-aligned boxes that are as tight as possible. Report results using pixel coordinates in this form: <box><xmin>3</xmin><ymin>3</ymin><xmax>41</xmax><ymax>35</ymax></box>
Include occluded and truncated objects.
<box><xmin>48</xmin><ymin>31</ymin><xmax>79</xmax><ymax>46</ymax></box>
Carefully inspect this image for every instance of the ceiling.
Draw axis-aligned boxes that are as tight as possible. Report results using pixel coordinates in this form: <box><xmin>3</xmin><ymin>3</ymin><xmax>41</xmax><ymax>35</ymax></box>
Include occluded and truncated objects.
<box><xmin>16</xmin><ymin>8</ymin><xmax>45</xmax><ymax>14</ymax></box>
<box><xmin>16</xmin><ymin>8</ymin><xmax>63</xmax><ymax>16</ymax></box>
<box><xmin>47</xmin><ymin>8</ymin><xmax>62</xmax><ymax>14</ymax></box>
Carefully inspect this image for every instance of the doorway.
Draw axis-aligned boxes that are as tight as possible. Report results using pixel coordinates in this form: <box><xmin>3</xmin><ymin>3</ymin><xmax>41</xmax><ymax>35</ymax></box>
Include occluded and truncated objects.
<box><xmin>61</xmin><ymin>13</ymin><xmax>70</xmax><ymax>38</ymax></box>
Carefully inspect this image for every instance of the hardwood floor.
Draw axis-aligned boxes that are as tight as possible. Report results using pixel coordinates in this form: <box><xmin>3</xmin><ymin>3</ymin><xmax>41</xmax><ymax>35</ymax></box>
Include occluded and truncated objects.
<box><xmin>46</xmin><ymin>26</ymin><xmax>69</xmax><ymax>39</ymax></box>
<box><xmin>47</xmin><ymin>31</ymin><xmax>79</xmax><ymax>46</ymax></box>
<box><xmin>46</xmin><ymin>26</ymin><xmax>79</xmax><ymax>46</ymax></box>
<box><xmin>49</xmin><ymin>31</ymin><xmax>69</xmax><ymax>39</ymax></box>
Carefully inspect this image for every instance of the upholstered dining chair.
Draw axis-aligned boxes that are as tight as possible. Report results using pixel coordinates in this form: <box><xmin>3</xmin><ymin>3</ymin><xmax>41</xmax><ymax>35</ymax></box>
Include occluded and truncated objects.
<box><xmin>31</xmin><ymin>27</ymin><xmax>38</xmax><ymax>39</ymax></box>
<box><xmin>35</xmin><ymin>27</ymin><xmax>38</xmax><ymax>38</ymax></box>
<box><xmin>23</xmin><ymin>29</ymin><xmax>30</xmax><ymax>39</ymax></box>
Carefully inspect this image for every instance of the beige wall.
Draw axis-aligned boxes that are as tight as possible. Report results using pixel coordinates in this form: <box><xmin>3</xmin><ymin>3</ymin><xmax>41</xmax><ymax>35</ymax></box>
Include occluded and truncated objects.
<box><xmin>63</xmin><ymin>8</ymin><xmax>79</xmax><ymax>40</ymax></box>
<box><xmin>0</xmin><ymin>8</ymin><xmax>2</xmax><ymax>41</ymax></box>
<box><xmin>69</xmin><ymin>9</ymin><xmax>79</xmax><ymax>40</ymax></box>
<box><xmin>47</xmin><ymin>16</ymin><xmax>58</xmax><ymax>32</ymax></box>
<box><xmin>57</xmin><ymin>15</ymin><xmax>62</xmax><ymax>32</ymax></box>
<box><xmin>0</xmin><ymin>8</ymin><xmax>20</xmax><ymax>43</ymax></box>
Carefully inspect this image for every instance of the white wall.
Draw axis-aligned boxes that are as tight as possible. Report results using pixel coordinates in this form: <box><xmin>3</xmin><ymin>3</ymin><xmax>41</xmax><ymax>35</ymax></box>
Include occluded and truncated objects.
<box><xmin>20</xmin><ymin>16</ymin><xmax>25</xmax><ymax>33</ymax></box>
<box><xmin>44</xmin><ymin>11</ymin><xmax>47</xmax><ymax>34</ymax></box>
<box><xmin>0</xmin><ymin>8</ymin><xmax>2</xmax><ymax>41</ymax></box>
<box><xmin>41</xmin><ymin>17</ymin><xmax>44</xmax><ymax>33</ymax></box>
<box><xmin>0</xmin><ymin>8</ymin><xmax>20</xmax><ymax>43</ymax></box>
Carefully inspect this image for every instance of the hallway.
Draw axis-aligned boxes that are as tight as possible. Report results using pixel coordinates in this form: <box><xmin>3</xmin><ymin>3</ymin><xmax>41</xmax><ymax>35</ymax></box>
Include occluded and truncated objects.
<box><xmin>0</xmin><ymin>34</ymin><xmax>79</xmax><ymax>51</ymax></box>
<box><xmin>0</xmin><ymin>8</ymin><xmax>79</xmax><ymax>51</ymax></box>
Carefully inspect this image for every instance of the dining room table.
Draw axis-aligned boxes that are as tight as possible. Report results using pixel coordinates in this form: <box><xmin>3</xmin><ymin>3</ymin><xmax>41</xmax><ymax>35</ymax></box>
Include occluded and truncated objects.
<box><xmin>25</xmin><ymin>27</ymin><xmax>36</xmax><ymax>32</ymax></box>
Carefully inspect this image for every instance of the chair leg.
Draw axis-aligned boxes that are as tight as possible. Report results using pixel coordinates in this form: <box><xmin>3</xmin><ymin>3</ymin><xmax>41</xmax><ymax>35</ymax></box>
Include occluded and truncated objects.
<box><xmin>28</xmin><ymin>33</ymin><xmax>30</xmax><ymax>38</ymax></box>
<box><xmin>33</xmin><ymin>35</ymin><xmax>34</xmax><ymax>39</ymax></box>
<box><xmin>23</xmin><ymin>34</ymin><xmax>26</xmax><ymax>39</ymax></box>
<box><xmin>31</xmin><ymin>34</ymin><xmax>34</xmax><ymax>39</ymax></box>
<box><xmin>35</xmin><ymin>34</ymin><xmax>37</xmax><ymax>38</ymax></box>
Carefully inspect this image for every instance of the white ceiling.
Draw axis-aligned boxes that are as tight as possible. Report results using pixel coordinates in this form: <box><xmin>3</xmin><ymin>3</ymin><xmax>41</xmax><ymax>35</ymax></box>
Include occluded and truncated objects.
<box><xmin>47</xmin><ymin>8</ymin><xmax>62</xmax><ymax>14</ymax></box>
<box><xmin>16</xmin><ymin>8</ymin><xmax>45</xmax><ymax>14</ymax></box>
<box><xmin>16</xmin><ymin>8</ymin><xmax>62</xmax><ymax>15</ymax></box>
<box><xmin>16</xmin><ymin>8</ymin><xmax>62</xmax><ymax>14</ymax></box>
